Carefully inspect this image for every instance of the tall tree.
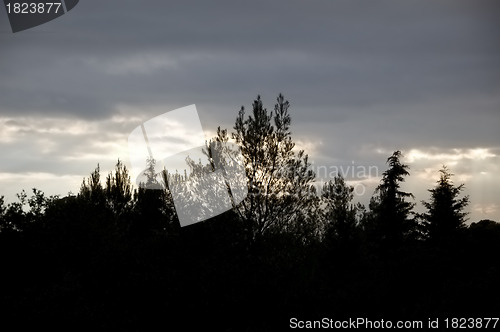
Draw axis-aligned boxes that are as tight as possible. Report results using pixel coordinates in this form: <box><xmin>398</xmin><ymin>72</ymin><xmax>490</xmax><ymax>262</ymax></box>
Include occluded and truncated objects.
<box><xmin>79</xmin><ymin>164</ymin><xmax>105</xmax><ymax>206</ymax></box>
<box><xmin>105</xmin><ymin>159</ymin><xmax>133</xmax><ymax>217</ymax></box>
<box><xmin>228</xmin><ymin>94</ymin><xmax>318</xmax><ymax>242</ymax></box>
<box><xmin>420</xmin><ymin>166</ymin><xmax>469</xmax><ymax>241</ymax></box>
<box><xmin>321</xmin><ymin>175</ymin><xmax>359</xmax><ymax>243</ymax></box>
<box><xmin>365</xmin><ymin>150</ymin><xmax>415</xmax><ymax>243</ymax></box>
<box><xmin>133</xmin><ymin>158</ymin><xmax>178</xmax><ymax>233</ymax></box>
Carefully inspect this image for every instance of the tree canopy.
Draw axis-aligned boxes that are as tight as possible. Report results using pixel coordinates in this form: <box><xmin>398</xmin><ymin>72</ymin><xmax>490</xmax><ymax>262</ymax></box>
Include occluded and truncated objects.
<box><xmin>420</xmin><ymin>165</ymin><xmax>469</xmax><ymax>241</ymax></box>
<box><xmin>0</xmin><ymin>95</ymin><xmax>498</xmax><ymax>330</ymax></box>
<box><xmin>363</xmin><ymin>150</ymin><xmax>416</xmax><ymax>244</ymax></box>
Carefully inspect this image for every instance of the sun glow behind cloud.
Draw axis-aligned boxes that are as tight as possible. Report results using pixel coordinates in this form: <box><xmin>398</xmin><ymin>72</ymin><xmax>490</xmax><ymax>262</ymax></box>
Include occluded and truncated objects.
<box><xmin>399</xmin><ymin>147</ymin><xmax>500</xmax><ymax>222</ymax></box>
<box><xmin>406</xmin><ymin>148</ymin><xmax>495</xmax><ymax>163</ymax></box>
<box><xmin>1</xmin><ymin>109</ymin><xmax>498</xmax><ymax>222</ymax></box>
<box><xmin>0</xmin><ymin>114</ymin><xmax>134</xmax><ymax>202</ymax></box>
<box><xmin>83</xmin><ymin>52</ymin><xmax>179</xmax><ymax>76</ymax></box>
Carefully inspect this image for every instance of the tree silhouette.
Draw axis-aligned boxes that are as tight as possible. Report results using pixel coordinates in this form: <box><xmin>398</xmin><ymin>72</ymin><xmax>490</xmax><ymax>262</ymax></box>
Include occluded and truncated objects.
<box><xmin>0</xmin><ymin>193</ymin><xmax>23</xmax><ymax>233</ymax></box>
<box><xmin>364</xmin><ymin>150</ymin><xmax>416</xmax><ymax>244</ymax></box>
<box><xmin>0</xmin><ymin>188</ymin><xmax>56</xmax><ymax>233</ymax></box>
<box><xmin>230</xmin><ymin>94</ymin><xmax>318</xmax><ymax>243</ymax></box>
<box><xmin>105</xmin><ymin>159</ymin><xmax>133</xmax><ymax>217</ymax></box>
<box><xmin>0</xmin><ymin>196</ymin><xmax>7</xmax><ymax>232</ymax></box>
<box><xmin>321</xmin><ymin>175</ymin><xmax>360</xmax><ymax>244</ymax></box>
<box><xmin>2</xmin><ymin>96</ymin><xmax>500</xmax><ymax>330</ymax></box>
<box><xmin>79</xmin><ymin>164</ymin><xmax>105</xmax><ymax>206</ymax></box>
<box><xmin>132</xmin><ymin>157</ymin><xmax>179</xmax><ymax>234</ymax></box>
<box><xmin>163</xmin><ymin>138</ymin><xmax>246</xmax><ymax>226</ymax></box>
<box><xmin>420</xmin><ymin>165</ymin><xmax>469</xmax><ymax>241</ymax></box>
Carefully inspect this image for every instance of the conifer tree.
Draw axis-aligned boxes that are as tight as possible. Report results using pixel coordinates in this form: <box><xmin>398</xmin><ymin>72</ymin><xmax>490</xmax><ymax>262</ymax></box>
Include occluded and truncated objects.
<box><xmin>366</xmin><ymin>151</ymin><xmax>416</xmax><ymax>243</ymax></box>
<box><xmin>421</xmin><ymin>166</ymin><xmax>469</xmax><ymax>241</ymax></box>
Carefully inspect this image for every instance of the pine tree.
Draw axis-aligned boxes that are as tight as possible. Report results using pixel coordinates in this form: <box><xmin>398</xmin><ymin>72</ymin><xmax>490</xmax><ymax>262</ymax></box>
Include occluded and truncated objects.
<box><xmin>105</xmin><ymin>159</ymin><xmax>133</xmax><ymax>217</ymax></box>
<box><xmin>79</xmin><ymin>164</ymin><xmax>105</xmax><ymax>206</ymax></box>
<box><xmin>421</xmin><ymin>166</ymin><xmax>469</xmax><ymax>241</ymax></box>
<box><xmin>133</xmin><ymin>157</ymin><xmax>178</xmax><ymax>232</ymax></box>
<box><xmin>321</xmin><ymin>175</ymin><xmax>359</xmax><ymax>243</ymax></box>
<box><xmin>366</xmin><ymin>150</ymin><xmax>416</xmax><ymax>243</ymax></box>
<box><xmin>229</xmin><ymin>94</ymin><xmax>318</xmax><ymax>242</ymax></box>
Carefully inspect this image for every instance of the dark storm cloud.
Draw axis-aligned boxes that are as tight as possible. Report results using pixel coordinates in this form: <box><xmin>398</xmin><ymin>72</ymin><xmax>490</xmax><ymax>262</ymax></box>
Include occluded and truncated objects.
<box><xmin>1</xmin><ymin>0</ymin><xmax>499</xmax><ymax>122</ymax></box>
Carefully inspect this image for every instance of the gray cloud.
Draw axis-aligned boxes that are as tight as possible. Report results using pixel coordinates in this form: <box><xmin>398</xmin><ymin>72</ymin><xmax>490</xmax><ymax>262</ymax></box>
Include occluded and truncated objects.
<box><xmin>0</xmin><ymin>0</ymin><xmax>499</xmax><ymax>221</ymax></box>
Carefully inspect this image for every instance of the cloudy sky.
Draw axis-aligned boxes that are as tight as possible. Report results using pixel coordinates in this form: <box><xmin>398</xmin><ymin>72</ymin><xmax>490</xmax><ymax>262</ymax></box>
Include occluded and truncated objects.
<box><xmin>1</xmin><ymin>0</ymin><xmax>499</xmax><ymax>222</ymax></box>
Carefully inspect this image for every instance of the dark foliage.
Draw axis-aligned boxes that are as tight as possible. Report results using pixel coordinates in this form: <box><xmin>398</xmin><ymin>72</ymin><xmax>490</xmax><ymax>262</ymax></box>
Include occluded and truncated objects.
<box><xmin>363</xmin><ymin>150</ymin><xmax>417</xmax><ymax>246</ymax></box>
<box><xmin>0</xmin><ymin>96</ymin><xmax>499</xmax><ymax>331</ymax></box>
<box><xmin>420</xmin><ymin>166</ymin><xmax>470</xmax><ymax>241</ymax></box>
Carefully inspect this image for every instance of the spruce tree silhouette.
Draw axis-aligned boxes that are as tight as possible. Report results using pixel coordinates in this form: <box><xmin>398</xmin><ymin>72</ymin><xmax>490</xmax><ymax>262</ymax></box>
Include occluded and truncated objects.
<box><xmin>420</xmin><ymin>165</ymin><xmax>469</xmax><ymax>242</ymax></box>
<box><xmin>105</xmin><ymin>159</ymin><xmax>133</xmax><ymax>218</ymax></box>
<box><xmin>321</xmin><ymin>175</ymin><xmax>361</xmax><ymax>249</ymax></box>
<box><xmin>364</xmin><ymin>150</ymin><xmax>416</xmax><ymax>245</ymax></box>
<box><xmin>132</xmin><ymin>157</ymin><xmax>179</xmax><ymax>235</ymax></box>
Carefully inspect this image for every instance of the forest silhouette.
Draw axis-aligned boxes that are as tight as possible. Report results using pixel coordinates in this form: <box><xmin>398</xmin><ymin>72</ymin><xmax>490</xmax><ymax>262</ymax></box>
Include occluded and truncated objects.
<box><xmin>1</xmin><ymin>94</ymin><xmax>499</xmax><ymax>331</ymax></box>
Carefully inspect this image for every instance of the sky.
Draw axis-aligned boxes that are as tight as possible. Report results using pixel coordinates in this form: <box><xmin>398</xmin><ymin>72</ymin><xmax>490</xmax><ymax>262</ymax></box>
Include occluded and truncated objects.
<box><xmin>0</xmin><ymin>0</ymin><xmax>499</xmax><ymax>222</ymax></box>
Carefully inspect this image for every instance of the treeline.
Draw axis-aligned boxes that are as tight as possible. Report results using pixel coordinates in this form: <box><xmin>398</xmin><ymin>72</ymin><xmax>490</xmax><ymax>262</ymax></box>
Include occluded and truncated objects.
<box><xmin>1</xmin><ymin>95</ymin><xmax>499</xmax><ymax>331</ymax></box>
